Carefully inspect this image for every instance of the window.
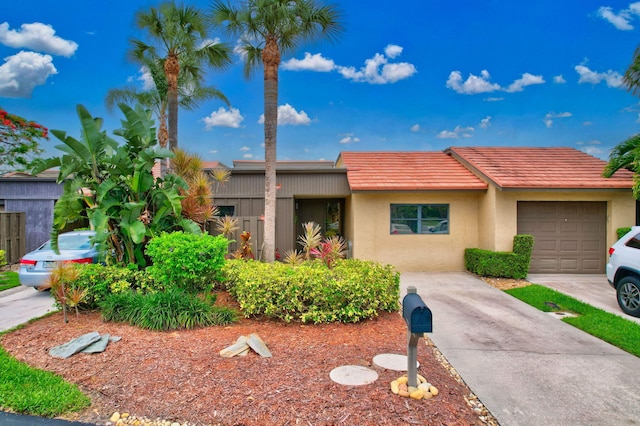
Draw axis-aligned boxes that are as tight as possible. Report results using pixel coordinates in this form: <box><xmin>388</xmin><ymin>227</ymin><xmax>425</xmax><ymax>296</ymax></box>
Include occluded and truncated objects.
<box><xmin>625</xmin><ymin>234</ymin><xmax>640</xmax><ymax>249</ymax></box>
<box><xmin>216</xmin><ymin>205</ymin><xmax>235</xmax><ymax>217</ymax></box>
<box><xmin>390</xmin><ymin>204</ymin><xmax>449</xmax><ymax>234</ymax></box>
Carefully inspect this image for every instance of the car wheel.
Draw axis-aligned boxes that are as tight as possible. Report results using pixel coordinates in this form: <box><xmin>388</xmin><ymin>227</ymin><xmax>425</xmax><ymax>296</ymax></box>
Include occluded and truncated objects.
<box><xmin>617</xmin><ymin>276</ymin><xmax>640</xmax><ymax>317</ymax></box>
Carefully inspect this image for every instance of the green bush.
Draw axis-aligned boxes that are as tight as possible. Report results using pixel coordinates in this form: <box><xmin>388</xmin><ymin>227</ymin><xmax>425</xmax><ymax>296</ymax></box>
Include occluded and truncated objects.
<box><xmin>69</xmin><ymin>264</ymin><xmax>163</xmax><ymax>309</ymax></box>
<box><xmin>146</xmin><ymin>232</ymin><xmax>229</xmax><ymax>293</ymax></box>
<box><xmin>221</xmin><ymin>258</ymin><xmax>400</xmax><ymax>323</ymax></box>
<box><xmin>0</xmin><ymin>249</ymin><xmax>6</xmax><ymax>269</ymax></box>
<box><xmin>99</xmin><ymin>288</ymin><xmax>238</xmax><ymax>331</ymax></box>
<box><xmin>617</xmin><ymin>227</ymin><xmax>633</xmax><ymax>239</ymax></box>
<box><xmin>465</xmin><ymin>234</ymin><xmax>534</xmax><ymax>279</ymax></box>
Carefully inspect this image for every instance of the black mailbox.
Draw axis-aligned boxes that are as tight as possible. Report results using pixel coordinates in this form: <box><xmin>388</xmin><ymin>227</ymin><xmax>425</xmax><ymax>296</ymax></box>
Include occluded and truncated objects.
<box><xmin>402</xmin><ymin>292</ymin><xmax>432</xmax><ymax>333</ymax></box>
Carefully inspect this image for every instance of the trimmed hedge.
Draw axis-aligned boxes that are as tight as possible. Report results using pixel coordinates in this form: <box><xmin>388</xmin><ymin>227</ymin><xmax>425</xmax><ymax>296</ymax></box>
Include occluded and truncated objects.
<box><xmin>465</xmin><ymin>234</ymin><xmax>534</xmax><ymax>279</ymax></box>
<box><xmin>145</xmin><ymin>232</ymin><xmax>229</xmax><ymax>293</ymax></box>
<box><xmin>221</xmin><ymin>259</ymin><xmax>400</xmax><ymax>323</ymax></box>
<box><xmin>617</xmin><ymin>227</ymin><xmax>632</xmax><ymax>240</ymax></box>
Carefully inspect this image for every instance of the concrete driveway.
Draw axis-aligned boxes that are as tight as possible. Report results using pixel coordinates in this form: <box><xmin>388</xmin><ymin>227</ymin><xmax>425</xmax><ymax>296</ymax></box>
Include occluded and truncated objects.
<box><xmin>0</xmin><ymin>286</ymin><xmax>58</xmax><ymax>332</ymax></box>
<box><xmin>401</xmin><ymin>272</ymin><xmax>640</xmax><ymax>426</ymax></box>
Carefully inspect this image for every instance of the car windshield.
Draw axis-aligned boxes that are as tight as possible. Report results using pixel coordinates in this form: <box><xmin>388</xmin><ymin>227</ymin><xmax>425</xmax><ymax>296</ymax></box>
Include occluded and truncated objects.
<box><xmin>40</xmin><ymin>234</ymin><xmax>93</xmax><ymax>251</ymax></box>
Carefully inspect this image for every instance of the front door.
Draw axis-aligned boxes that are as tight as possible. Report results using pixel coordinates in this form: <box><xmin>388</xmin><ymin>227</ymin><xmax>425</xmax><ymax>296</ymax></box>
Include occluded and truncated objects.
<box><xmin>295</xmin><ymin>199</ymin><xmax>344</xmax><ymax>248</ymax></box>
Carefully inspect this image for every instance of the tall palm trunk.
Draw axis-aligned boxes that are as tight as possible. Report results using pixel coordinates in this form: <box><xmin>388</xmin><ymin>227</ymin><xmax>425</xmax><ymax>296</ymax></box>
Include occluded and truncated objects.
<box><xmin>165</xmin><ymin>53</ymin><xmax>180</xmax><ymax>152</ymax></box>
<box><xmin>262</xmin><ymin>37</ymin><xmax>280</xmax><ymax>262</ymax></box>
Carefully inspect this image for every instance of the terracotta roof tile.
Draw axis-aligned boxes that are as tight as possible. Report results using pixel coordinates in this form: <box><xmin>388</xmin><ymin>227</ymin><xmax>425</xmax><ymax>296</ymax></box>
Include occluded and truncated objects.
<box><xmin>447</xmin><ymin>146</ymin><xmax>633</xmax><ymax>189</ymax></box>
<box><xmin>338</xmin><ymin>151</ymin><xmax>488</xmax><ymax>191</ymax></box>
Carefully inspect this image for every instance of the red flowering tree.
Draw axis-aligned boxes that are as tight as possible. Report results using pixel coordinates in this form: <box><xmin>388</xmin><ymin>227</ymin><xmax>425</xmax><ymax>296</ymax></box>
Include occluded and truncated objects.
<box><xmin>0</xmin><ymin>108</ymin><xmax>48</xmax><ymax>173</ymax></box>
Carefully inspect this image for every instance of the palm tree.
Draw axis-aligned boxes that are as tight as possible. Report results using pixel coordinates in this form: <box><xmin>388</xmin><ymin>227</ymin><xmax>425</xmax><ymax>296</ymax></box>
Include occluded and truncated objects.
<box><xmin>624</xmin><ymin>46</ymin><xmax>640</xmax><ymax>96</ymax></box>
<box><xmin>211</xmin><ymin>0</ymin><xmax>343</xmax><ymax>262</ymax></box>
<box><xmin>131</xmin><ymin>2</ymin><xmax>232</xmax><ymax>151</ymax></box>
<box><xmin>603</xmin><ymin>133</ymin><xmax>640</xmax><ymax>198</ymax></box>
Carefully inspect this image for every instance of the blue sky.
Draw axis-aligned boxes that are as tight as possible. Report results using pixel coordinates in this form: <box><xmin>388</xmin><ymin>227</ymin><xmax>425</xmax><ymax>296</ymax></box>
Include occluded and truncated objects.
<box><xmin>2</xmin><ymin>1</ymin><xmax>640</xmax><ymax>167</ymax></box>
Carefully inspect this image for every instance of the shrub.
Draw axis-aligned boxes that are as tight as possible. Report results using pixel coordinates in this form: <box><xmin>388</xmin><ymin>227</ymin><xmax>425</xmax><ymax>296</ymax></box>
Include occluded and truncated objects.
<box><xmin>69</xmin><ymin>264</ymin><xmax>163</xmax><ymax>309</ymax></box>
<box><xmin>617</xmin><ymin>227</ymin><xmax>632</xmax><ymax>240</ymax></box>
<box><xmin>99</xmin><ymin>288</ymin><xmax>238</xmax><ymax>331</ymax></box>
<box><xmin>221</xmin><ymin>258</ymin><xmax>400</xmax><ymax>323</ymax></box>
<box><xmin>146</xmin><ymin>232</ymin><xmax>229</xmax><ymax>293</ymax></box>
<box><xmin>0</xmin><ymin>249</ymin><xmax>5</xmax><ymax>269</ymax></box>
<box><xmin>465</xmin><ymin>234</ymin><xmax>534</xmax><ymax>279</ymax></box>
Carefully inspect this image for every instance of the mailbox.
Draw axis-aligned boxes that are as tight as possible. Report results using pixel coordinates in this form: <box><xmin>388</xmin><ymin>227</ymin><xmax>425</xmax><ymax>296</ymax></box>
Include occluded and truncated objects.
<box><xmin>402</xmin><ymin>292</ymin><xmax>433</xmax><ymax>333</ymax></box>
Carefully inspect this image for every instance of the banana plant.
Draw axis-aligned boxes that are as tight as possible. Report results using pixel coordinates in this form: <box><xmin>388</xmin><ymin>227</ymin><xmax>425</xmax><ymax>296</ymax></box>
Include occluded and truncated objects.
<box><xmin>32</xmin><ymin>103</ymin><xmax>200</xmax><ymax>266</ymax></box>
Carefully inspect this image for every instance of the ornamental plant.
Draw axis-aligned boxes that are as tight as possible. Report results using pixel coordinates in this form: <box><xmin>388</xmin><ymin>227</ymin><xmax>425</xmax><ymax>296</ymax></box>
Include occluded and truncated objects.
<box><xmin>0</xmin><ymin>108</ymin><xmax>48</xmax><ymax>172</ymax></box>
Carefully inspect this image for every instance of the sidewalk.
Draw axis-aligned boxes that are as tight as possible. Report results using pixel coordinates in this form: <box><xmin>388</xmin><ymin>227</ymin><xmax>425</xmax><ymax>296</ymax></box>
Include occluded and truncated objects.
<box><xmin>401</xmin><ymin>272</ymin><xmax>640</xmax><ymax>426</ymax></box>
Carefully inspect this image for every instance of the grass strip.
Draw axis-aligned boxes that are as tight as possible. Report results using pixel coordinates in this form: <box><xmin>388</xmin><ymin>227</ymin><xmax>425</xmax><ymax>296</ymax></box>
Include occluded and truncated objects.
<box><xmin>0</xmin><ymin>345</ymin><xmax>90</xmax><ymax>417</ymax></box>
<box><xmin>0</xmin><ymin>271</ymin><xmax>20</xmax><ymax>292</ymax></box>
<box><xmin>506</xmin><ymin>284</ymin><xmax>640</xmax><ymax>357</ymax></box>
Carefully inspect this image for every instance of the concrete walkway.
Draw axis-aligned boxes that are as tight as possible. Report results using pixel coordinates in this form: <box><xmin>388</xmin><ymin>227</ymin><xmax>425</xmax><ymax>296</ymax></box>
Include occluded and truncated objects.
<box><xmin>0</xmin><ymin>286</ymin><xmax>57</xmax><ymax>332</ymax></box>
<box><xmin>401</xmin><ymin>272</ymin><xmax>640</xmax><ymax>426</ymax></box>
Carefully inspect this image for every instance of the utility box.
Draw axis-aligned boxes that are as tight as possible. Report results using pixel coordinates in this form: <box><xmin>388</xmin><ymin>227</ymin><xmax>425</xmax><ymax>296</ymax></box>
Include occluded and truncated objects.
<box><xmin>402</xmin><ymin>292</ymin><xmax>433</xmax><ymax>333</ymax></box>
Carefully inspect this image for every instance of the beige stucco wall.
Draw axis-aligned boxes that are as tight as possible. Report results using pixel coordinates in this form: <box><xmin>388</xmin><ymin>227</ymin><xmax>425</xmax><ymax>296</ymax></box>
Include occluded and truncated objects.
<box><xmin>349</xmin><ymin>188</ymin><xmax>635</xmax><ymax>272</ymax></box>
<box><xmin>488</xmin><ymin>189</ymin><xmax>636</xmax><ymax>252</ymax></box>
<box><xmin>349</xmin><ymin>191</ymin><xmax>482</xmax><ymax>271</ymax></box>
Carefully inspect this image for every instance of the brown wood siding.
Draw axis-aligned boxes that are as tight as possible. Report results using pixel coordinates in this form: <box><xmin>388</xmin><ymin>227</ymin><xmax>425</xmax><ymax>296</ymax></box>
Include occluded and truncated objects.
<box><xmin>0</xmin><ymin>212</ymin><xmax>26</xmax><ymax>263</ymax></box>
<box><xmin>517</xmin><ymin>201</ymin><xmax>606</xmax><ymax>273</ymax></box>
<box><xmin>215</xmin><ymin>171</ymin><xmax>350</xmax><ymax>198</ymax></box>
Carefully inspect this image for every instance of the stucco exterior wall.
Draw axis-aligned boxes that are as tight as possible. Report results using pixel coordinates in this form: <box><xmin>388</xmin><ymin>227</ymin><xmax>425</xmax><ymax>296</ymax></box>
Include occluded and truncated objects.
<box><xmin>349</xmin><ymin>191</ymin><xmax>482</xmax><ymax>271</ymax></box>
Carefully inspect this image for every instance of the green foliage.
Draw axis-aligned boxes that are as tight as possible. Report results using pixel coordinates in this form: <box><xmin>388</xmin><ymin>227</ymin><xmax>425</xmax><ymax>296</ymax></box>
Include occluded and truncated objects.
<box><xmin>0</xmin><ymin>346</ymin><xmax>90</xmax><ymax>417</ymax></box>
<box><xmin>465</xmin><ymin>234</ymin><xmax>534</xmax><ymax>279</ymax></box>
<box><xmin>69</xmin><ymin>264</ymin><xmax>162</xmax><ymax>309</ymax></box>
<box><xmin>507</xmin><ymin>284</ymin><xmax>640</xmax><ymax>357</ymax></box>
<box><xmin>0</xmin><ymin>249</ymin><xmax>5</xmax><ymax>268</ymax></box>
<box><xmin>617</xmin><ymin>227</ymin><xmax>633</xmax><ymax>239</ymax></box>
<box><xmin>146</xmin><ymin>232</ymin><xmax>229</xmax><ymax>293</ymax></box>
<box><xmin>221</xmin><ymin>259</ymin><xmax>400</xmax><ymax>323</ymax></box>
<box><xmin>31</xmin><ymin>103</ymin><xmax>201</xmax><ymax>266</ymax></box>
<box><xmin>0</xmin><ymin>271</ymin><xmax>19</xmax><ymax>292</ymax></box>
<box><xmin>99</xmin><ymin>288</ymin><xmax>238</xmax><ymax>331</ymax></box>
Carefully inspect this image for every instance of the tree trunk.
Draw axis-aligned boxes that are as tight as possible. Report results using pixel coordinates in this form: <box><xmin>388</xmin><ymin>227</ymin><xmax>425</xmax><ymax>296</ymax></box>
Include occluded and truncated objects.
<box><xmin>262</xmin><ymin>38</ymin><xmax>280</xmax><ymax>263</ymax></box>
<box><xmin>164</xmin><ymin>54</ymin><xmax>180</xmax><ymax>152</ymax></box>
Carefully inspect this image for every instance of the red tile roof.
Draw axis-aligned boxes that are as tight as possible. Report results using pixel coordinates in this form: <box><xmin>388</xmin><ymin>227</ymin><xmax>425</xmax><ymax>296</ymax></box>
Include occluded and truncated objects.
<box><xmin>447</xmin><ymin>146</ymin><xmax>633</xmax><ymax>189</ymax></box>
<box><xmin>337</xmin><ymin>151</ymin><xmax>488</xmax><ymax>191</ymax></box>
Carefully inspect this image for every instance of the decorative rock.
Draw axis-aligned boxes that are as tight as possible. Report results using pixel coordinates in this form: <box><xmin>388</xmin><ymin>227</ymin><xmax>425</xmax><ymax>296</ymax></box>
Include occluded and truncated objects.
<box><xmin>410</xmin><ymin>388</ymin><xmax>425</xmax><ymax>400</ymax></box>
<box><xmin>390</xmin><ymin>380</ymin><xmax>399</xmax><ymax>394</ymax></box>
<box><xmin>423</xmin><ymin>391</ymin><xmax>434</xmax><ymax>399</ymax></box>
<box><xmin>110</xmin><ymin>412</ymin><xmax>120</xmax><ymax>422</ymax></box>
<box><xmin>49</xmin><ymin>332</ymin><xmax>101</xmax><ymax>359</ymax></box>
<box><xmin>417</xmin><ymin>374</ymin><xmax>427</xmax><ymax>383</ymax></box>
<box><xmin>396</xmin><ymin>376</ymin><xmax>408</xmax><ymax>385</ymax></box>
<box><xmin>429</xmin><ymin>385</ymin><xmax>439</xmax><ymax>396</ymax></box>
<box><xmin>81</xmin><ymin>334</ymin><xmax>111</xmax><ymax>353</ymax></box>
<box><xmin>418</xmin><ymin>382</ymin><xmax>431</xmax><ymax>392</ymax></box>
<box><xmin>408</xmin><ymin>386</ymin><xmax>419</xmax><ymax>394</ymax></box>
<box><xmin>247</xmin><ymin>333</ymin><xmax>272</xmax><ymax>357</ymax></box>
<box><xmin>398</xmin><ymin>389</ymin><xmax>410</xmax><ymax>397</ymax></box>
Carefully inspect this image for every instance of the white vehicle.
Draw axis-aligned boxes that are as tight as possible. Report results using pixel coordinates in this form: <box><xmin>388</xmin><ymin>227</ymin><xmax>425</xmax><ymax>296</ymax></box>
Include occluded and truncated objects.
<box><xmin>606</xmin><ymin>226</ymin><xmax>640</xmax><ymax>317</ymax></box>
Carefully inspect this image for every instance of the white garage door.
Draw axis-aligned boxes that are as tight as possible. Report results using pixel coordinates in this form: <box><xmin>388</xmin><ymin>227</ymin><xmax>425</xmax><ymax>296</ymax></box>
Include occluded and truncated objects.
<box><xmin>517</xmin><ymin>201</ymin><xmax>606</xmax><ymax>274</ymax></box>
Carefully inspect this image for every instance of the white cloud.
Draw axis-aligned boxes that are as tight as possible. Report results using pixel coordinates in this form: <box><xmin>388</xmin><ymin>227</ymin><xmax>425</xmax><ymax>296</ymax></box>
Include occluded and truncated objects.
<box><xmin>137</xmin><ymin>66</ymin><xmax>155</xmax><ymax>91</ymax></box>
<box><xmin>543</xmin><ymin>111</ymin><xmax>572</xmax><ymax>128</ymax></box>
<box><xmin>553</xmin><ymin>74</ymin><xmax>566</xmax><ymax>84</ymax></box>
<box><xmin>242</xmin><ymin>153</ymin><xmax>254</xmax><ymax>159</ymax></box>
<box><xmin>0</xmin><ymin>22</ymin><xmax>78</xmax><ymax>57</ymax></box>
<box><xmin>447</xmin><ymin>70</ymin><xmax>545</xmax><ymax>94</ymax></box>
<box><xmin>446</xmin><ymin>70</ymin><xmax>501</xmax><ymax>94</ymax></box>
<box><xmin>336</xmin><ymin>45</ymin><xmax>416</xmax><ymax>84</ymax></box>
<box><xmin>436</xmin><ymin>125</ymin><xmax>474</xmax><ymax>139</ymax></box>
<box><xmin>505</xmin><ymin>73</ymin><xmax>545</xmax><ymax>92</ymax></box>
<box><xmin>339</xmin><ymin>133</ymin><xmax>360</xmax><ymax>144</ymax></box>
<box><xmin>575</xmin><ymin>64</ymin><xmax>623</xmax><ymax>88</ymax></box>
<box><xmin>485</xmin><ymin>97</ymin><xmax>504</xmax><ymax>102</ymax></box>
<box><xmin>281</xmin><ymin>52</ymin><xmax>335</xmax><ymax>72</ymax></box>
<box><xmin>209</xmin><ymin>150</ymin><xmax>218</xmax><ymax>154</ymax></box>
<box><xmin>240</xmin><ymin>146</ymin><xmax>250</xmax><ymax>152</ymax></box>
<box><xmin>577</xmin><ymin>140</ymin><xmax>604</xmax><ymax>157</ymax></box>
<box><xmin>0</xmin><ymin>51</ymin><xmax>57</xmax><ymax>98</ymax></box>
<box><xmin>198</xmin><ymin>37</ymin><xmax>221</xmax><ymax>50</ymax></box>
<box><xmin>410</xmin><ymin>124</ymin><xmax>422</xmax><ymax>132</ymax></box>
<box><xmin>202</xmin><ymin>106</ymin><xmax>244</xmax><ymax>129</ymax></box>
<box><xmin>384</xmin><ymin>44</ymin><xmax>403</xmax><ymax>59</ymax></box>
<box><xmin>597</xmin><ymin>5</ymin><xmax>635</xmax><ymax>30</ymax></box>
<box><xmin>480</xmin><ymin>116</ymin><xmax>492</xmax><ymax>129</ymax></box>
<box><xmin>258</xmin><ymin>103</ymin><xmax>311</xmax><ymax>125</ymax></box>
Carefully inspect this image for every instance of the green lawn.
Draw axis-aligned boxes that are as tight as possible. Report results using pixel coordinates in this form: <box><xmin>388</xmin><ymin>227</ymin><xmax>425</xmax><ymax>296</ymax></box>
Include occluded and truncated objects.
<box><xmin>506</xmin><ymin>284</ymin><xmax>640</xmax><ymax>357</ymax></box>
<box><xmin>0</xmin><ymin>345</ymin><xmax>90</xmax><ymax>417</ymax></box>
<box><xmin>0</xmin><ymin>271</ymin><xmax>20</xmax><ymax>292</ymax></box>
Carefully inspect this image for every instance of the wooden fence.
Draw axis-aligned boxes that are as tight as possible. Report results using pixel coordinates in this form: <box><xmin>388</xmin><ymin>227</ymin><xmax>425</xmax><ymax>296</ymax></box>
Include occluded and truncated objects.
<box><xmin>0</xmin><ymin>212</ymin><xmax>26</xmax><ymax>264</ymax></box>
<box><xmin>207</xmin><ymin>216</ymin><xmax>265</xmax><ymax>260</ymax></box>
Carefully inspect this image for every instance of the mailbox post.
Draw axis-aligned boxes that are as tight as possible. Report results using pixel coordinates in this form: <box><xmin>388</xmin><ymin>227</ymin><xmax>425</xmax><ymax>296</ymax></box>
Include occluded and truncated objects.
<box><xmin>402</xmin><ymin>286</ymin><xmax>433</xmax><ymax>388</ymax></box>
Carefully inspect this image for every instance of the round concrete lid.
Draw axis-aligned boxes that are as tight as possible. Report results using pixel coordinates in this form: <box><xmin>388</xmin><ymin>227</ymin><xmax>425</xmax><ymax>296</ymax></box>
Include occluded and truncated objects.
<box><xmin>372</xmin><ymin>353</ymin><xmax>419</xmax><ymax>371</ymax></box>
<box><xmin>329</xmin><ymin>365</ymin><xmax>379</xmax><ymax>386</ymax></box>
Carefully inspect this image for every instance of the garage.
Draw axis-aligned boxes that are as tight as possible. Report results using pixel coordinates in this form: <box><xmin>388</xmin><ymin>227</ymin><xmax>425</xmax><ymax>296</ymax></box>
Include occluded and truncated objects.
<box><xmin>517</xmin><ymin>201</ymin><xmax>607</xmax><ymax>274</ymax></box>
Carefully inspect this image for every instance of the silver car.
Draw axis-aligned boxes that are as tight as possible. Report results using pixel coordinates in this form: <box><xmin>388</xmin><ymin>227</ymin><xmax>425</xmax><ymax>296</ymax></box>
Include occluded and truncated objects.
<box><xmin>19</xmin><ymin>230</ymin><xmax>99</xmax><ymax>288</ymax></box>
